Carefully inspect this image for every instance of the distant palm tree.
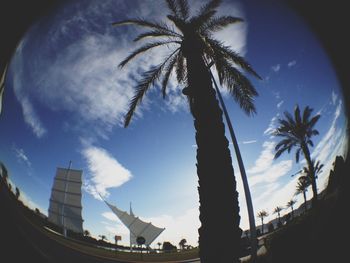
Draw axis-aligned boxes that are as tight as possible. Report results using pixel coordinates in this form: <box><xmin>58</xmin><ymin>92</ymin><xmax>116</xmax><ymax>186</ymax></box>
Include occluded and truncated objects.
<box><xmin>295</xmin><ymin>176</ymin><xmax>311</xmax><ymax>213</ymax></box>
<box><xmin>157</xmin><ymin>242</ymin><xmax>162</xmax><ymax>250</ymax></box>
<box><xmin>15</xmin><ymin>187</ymin><xmax>20</xmax><ymax>199</ymax></box>
<box><xmin>84</xmin><ymin>230</ymin><xmax>91</xmax><ymax>237</ymax></box>
<box><xmin>273</xmin><ymin>206</ymin><xmax>283</xmax><ymax>226</ymax></box>
<box><xmin>99</xmin><ymin>235</ymin><xmax>107</xmax><ymax>242</ymax></box>
<box><xmin>273</xmin><ymin>105</ymin><xmax>320</xmax><ymax>206</ymax></box>
<box><xmin>286</xmin><ymin>199</ymin><xmax>297</xmax><ymax>219</ymax></box>
<box><xmin>112</xmin><ymin>0</ymin><xmax>260</xmax><ymax>261</ymax></box>
<box><xmin>179</xmin><ymin>238</ymin><xmax>187</xmax><ymax>250</ymax></box>
<box><xmin>303</xmin><ymin>159</ymin><xmax>324</xmax><ymax>182</ymax></box>
<box><xmin>257</xmin><ymin>210</ymin><xmax>269</xmax><ymax>235</ymax></box>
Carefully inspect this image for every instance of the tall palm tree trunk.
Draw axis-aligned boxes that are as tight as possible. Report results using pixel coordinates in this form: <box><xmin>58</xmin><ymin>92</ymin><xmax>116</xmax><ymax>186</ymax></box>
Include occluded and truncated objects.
<box><xmin>301</xmin><ymin>143</ymin><xmax>318</xmax><ymax>206</ymax></box>
<box><xmin>185</xmin><ymin>48</ymin><xmax>241</xmax><ymax>262</ymax></box>
<box><xmin>207</xmin><ymin>63</ymin><xmax>258</xmax><ymax>262</ymax></box>
<box><xmin>303</xmin><ymin>191</ymin><xmax>307</xmax><ymax>212</ymax></box>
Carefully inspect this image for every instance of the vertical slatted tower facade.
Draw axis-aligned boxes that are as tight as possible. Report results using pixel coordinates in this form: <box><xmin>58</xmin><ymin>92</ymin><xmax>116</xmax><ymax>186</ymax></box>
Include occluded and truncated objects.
<box><xmin>48</xmin><ymin>167</ymin><xmax>84</xmax><ymax>234</ymax></box>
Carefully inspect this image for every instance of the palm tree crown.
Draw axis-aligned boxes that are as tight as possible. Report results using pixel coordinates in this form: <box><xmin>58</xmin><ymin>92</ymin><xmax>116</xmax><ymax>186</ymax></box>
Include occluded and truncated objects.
<box><xmin>113</xmin><ymin>0</ymin><xmax>260</xmax><ymax>127</ymax></box>
<box><xmin>273</xmin><ymin>105</ymin><xmax>321</xmax><ymax>206</ymax></box>
<box><xmin>273</xmin><ymin>105</ymin><xmax>320</xmax><ymax>162</ymax></box>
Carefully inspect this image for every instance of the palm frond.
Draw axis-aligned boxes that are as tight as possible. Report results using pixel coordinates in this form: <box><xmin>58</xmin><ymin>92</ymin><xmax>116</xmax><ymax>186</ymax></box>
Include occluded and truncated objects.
<box><xmin>124</xmin><ymin>48</ymin><xmax>179</xmax><ymax>126</ymax></box>
<box><xmin>308</xmin><ymin>114</ymin><xmax>321</xmax><ymax>129</ymax></box>
<box><xmin>178</xmin><ymin>0</ymin><xmax>190</xmax><ymax>20</ymax></box>
<box><xmin>274</xmin><ymin>147</ymin><xmax>288</xmax><ymax>160</ymax></box>
<box><xmin>112</xmin><ymin>18</ymin><xmax>180</xmax><ymax>36</ymax></box>
<box><xmin>161</xmin><ymin>49</ymin><xmax>182</xmax><ymax>98</ymax></box>
<box><xmin>198</xmin><ymin>0</ymin><xmax>222</xmax><ymax>17</ymax></box>
<box><xmin>119</xmin><ymin>40</ymin><xmax>179</xmax><ymax>68</ymax></box>
<box><xmin>133</xmin><ymin>30</ymin><xmax>182</xmax><ymax>42</ymax></box>
<box><xmin>220</xmin><ymin>61</ymin><xmax>258</xmax><ymax>115</ymax></box>
<box><xmin>165</xmin><ymin>0</ymin><xmax>181</xmax><ymax>18</ymax></box>
<box><xmin>294</xmin><ymin>105</ymin><xmax>301</xmax><ymax>124</ymax></box>
<box><xmin>124</xmin><ymin>66</ymin><xmax>163</xmax><ymax>127</ymax></box>
<box><xmin>200</xmin><ymin>16</ymin><xmax>243</xmax><ymax>33</ymax></box>
<box><xmin>302</xmin><ymin>106</ymin><xmax>312</xmax><ymax>123</ymax></box>
<box><xmin>206</xmin><ymin>38</ymin><xmax>261</xmax><ymax>79</ymax></box>
<box><xmin>190</xmin><ymin>10</ymin><xmax>217</xmax><ymax>31</ymax></box>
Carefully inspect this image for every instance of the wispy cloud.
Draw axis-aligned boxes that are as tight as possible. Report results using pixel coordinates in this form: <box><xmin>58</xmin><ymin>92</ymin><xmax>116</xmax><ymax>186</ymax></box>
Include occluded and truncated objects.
<box><xmin>11</xmin><ymin>40</ymin><xmax>47</xmax><ymax>138</ymax></box>
<box><xmin>242</xmin><ymin>140</ymin><xmax>258</xmax><ymax>144</ymax></box>
<box><xmin>331</xmin><ymin>90</ymin><xmax>338</xmax><ymax>105</ymax></box>
<box><xmin>247</xmin><ymin>141</ymin><xmax>276</xmax><ymax>174</ymax></box>
<box><xmin>271</xmin><ymin>64</ymin><xmax>281</xmax><ymax>72</ymax></box>
<box><xmin>277</xmin><ymin>100</ymin><xmax>284</xmax><ymax>109</ymax></box>
<box><xmin>287</xmin><ymin>60</ymin><xmax>297</xmax><ymax>68</ymax></box>
<box><xmin>13</xmin><ymin>146</ymin><xmax>31</xmax><ymax>167</ymax></box>
<box><xmin>263</xmin><ymin>115</ymin><xmax>279</xmax><ymax>136</ymax></box>
<box><xmin>82</xmin><ymin>145</ymin><xmax>132</xmax><ymax>199</ymax></box>
<box><xmin>12</xmin><ymin>0</ymin><xmax>247</xmax><ymax>139</ymax></box>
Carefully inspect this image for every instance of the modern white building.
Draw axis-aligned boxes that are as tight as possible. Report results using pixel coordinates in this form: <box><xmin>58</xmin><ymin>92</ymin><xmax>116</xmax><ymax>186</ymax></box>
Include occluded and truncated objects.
<box><xmin>48</xmin><ymin>165</ymin><xmax>84</xmax><ymax>235</ymax></box>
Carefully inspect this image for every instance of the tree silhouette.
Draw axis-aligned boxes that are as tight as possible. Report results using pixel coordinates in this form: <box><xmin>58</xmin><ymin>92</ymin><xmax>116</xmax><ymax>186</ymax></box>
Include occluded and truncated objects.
<box><xmin>98</xmin><ymin>235</ymin><xmax>107</xmax><ymax>242</ymax></box>
<box><xmin>84</xmin><ymin>230</ymin><xmax>91</xmax><ymax>237</ymax></box>
<box><xmin>286</xmin><ymin>199</ymin><xmax>297</xmax><ymax>219</ymax></box>
<box><xmin>15</xmin><ymin>187</ymin><xmax>20</xmax><ymax>199</ymax></box>
<box><xmin>273</xmin><ymin>206</ymin><xmax>283</xmax><ymax>226</ymax></box>
<box><xmin>112</xmin><ymin>0</ymin><xmax>260</xmax><ymax>261</ymax></box>
<box><xmin>274</xmin><ymin>105</ymin><xmax>320</xmax><ymax>206</ymax></box>
<box><xmin>179</xmin><ymin>238</ymin><xmax>187</xmax><ymax>250</ymax></box>
<box><xmin>295</xmin><ymin>175</ymin><xmax>310</xmax><ymax>213</ymax></box>
<box><xmin>257</xmin><ymin>210</ymin><xmax>269</xmax><ymax>235</ymax></box>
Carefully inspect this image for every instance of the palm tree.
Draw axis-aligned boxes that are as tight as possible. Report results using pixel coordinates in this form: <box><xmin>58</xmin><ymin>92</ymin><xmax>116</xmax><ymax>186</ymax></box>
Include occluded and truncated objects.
<box><xmin>99</xmin><ymin>235</ymin><xmax>107</xmax><ymax>242</ymax></box>
<box><xmin>157</xmin><ymin>242</ymin><xmax>162</xmax><ymax>250</ymax></box>
<box><xmin>112</xmin><ymin>1</ymin><xmax>260</xmax><ymax>261</ymax></box>
<box><xmin>286</xmin><ymin>199</ymin><xmax>297</xmax><ymax>219</ymax></box>
<box><xmin>295</xmin><ymin>175</ymin><xmax>310</xmax><ymax>213</ymax></box>
<box><xmin>257</xmin><ymin>210</ymin><xmax>269</xmax><ymax>235</ymax></box>
<box><xmin>179</xmin><ymin>238</ymin><xmax>187</xmax><ymax>250</ymax></box>
<box><xmin>273</xmin><ymin>206</ymin><xmax>283</xmax><ymax>226</ymax></box>
<box><xmin>273</xmin><ymin>105</ymin><xmax>320</xmax><ymax>206</ymax></box>
<box><xmin>15</xmin><ymin>187</ymin><xmax>20</xmax><ymax>199</ymax></box>
<box><xmin>84</xmin><ymin>230</ymin><xmax>91</xmax><ymax>237</ymax></box>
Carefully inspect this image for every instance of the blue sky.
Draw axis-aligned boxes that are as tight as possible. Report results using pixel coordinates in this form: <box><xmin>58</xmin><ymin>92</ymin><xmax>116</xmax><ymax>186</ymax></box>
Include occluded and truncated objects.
<box><xmin>0</xmin><ymin>0</ymin><xmax>348</xmax><ymax>247</ymax></box>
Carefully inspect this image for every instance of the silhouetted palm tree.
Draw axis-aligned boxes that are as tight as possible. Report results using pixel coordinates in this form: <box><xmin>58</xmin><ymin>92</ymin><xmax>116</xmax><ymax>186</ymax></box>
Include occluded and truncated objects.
<box><xmin>257</xmin><ymin>210</ymin><xmax>268</xmax><ymax>235</ymax></box>
<box><xmin>157</xmin><ymin>242</ymin><xmax>162</xmax><ymax>250</ymax></box>
<box><xmin>112</xmin><ymin>1</ymin><xmax>260</xmax><ymax>261</ymax></box>
<box><xmin>98</xmin><ymin>235</ymin><xmax>107</xmax><ymax>242</ymax></box>
<box><xmin>286</xmin><ymin>199</ymin><xmax>297</xmax><ymax>219</ymax></box>
<box><xmin>273</xmin><ymin>105</ymin><xmax>320</xmax><ymax>206</ymax></box>
<box><xmin>273</xmin><ymin>206</ymin><xmax>283</xmax><ymax>226</ymax></box>
<box><xmin>84</xmin><ymin>230</ymin><xmax>91</xmax><ymax>237</ymax></box>
<box><xmin>15</xmin><ymin>187</ymin><xmax>20</xmax><ymax>199</ymax></box>
<box><xmin>179</xmin><ymin>238</ymin><xmax>187</xmax><ymax>250</ymax></box>
<box><xmin>295</xmin><ymin>175</ymin><xmax>310</xmax><ymax>213</ymax></box>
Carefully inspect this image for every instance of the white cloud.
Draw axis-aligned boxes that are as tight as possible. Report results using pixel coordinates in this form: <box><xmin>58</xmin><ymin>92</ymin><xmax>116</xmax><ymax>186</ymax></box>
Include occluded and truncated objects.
<box><xmin>287</xmin><ymin>60</ymin><xmax>297</xmax><ymax>68</ymax></box>
<box><xmin>11</xmin><ymin>0</ymin><xmax>247</xmax><ymax>139</ymax></box>
<box><xmin>247</xmin><ymin>141</ymin><xmax>276</xmax><ymax>174</ymax></box>
<box><xmin>82</xmin><ymin>145</ymin><xmax>132</xmax><ymax>199</ymax></box>
<box><xmin>11</xmin><ymin>41</ymin><xmax>47</xmax><ymax>138</ymax></box>
<box><xmin>331</xmin><ymin>90</ymin><xmax>338</xmax><ymax>105</ymax></box>
<box><xmin>242</xmin><ymin>140</ymin><xmax>257</xmax><ymax>144</ymax></box>
<box><xmin>263</xmin><ymin>115</ymin><xmax>279</xmax><ymax>136</ymax></box>
<box><xmin>102</xmin><ymin>211</ymin><xmax>119</xmax><ymax>222</ymax></box>
<box><xmin>312</xmin><ymin>101</ymin><xmax>342</xmax><ymax>163</ymax></box>
<box><xmin>13</xmin><ymin>146</ymin><xmax>31</xmax><ymax>167</ymax></box>
<box><xmin>277</xmin><ymin>100</ymin><xmax>284</xmax><ymax>109</ymax></box>
<box><xmin>249</xmin><ymin>160</ymin><xmax>293</xmax><ymax>186</ymax></box>
<box><xmin>271</xmin><ymin>64</ymin><xmax>281</xmax><ymax>72</ymax></box>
